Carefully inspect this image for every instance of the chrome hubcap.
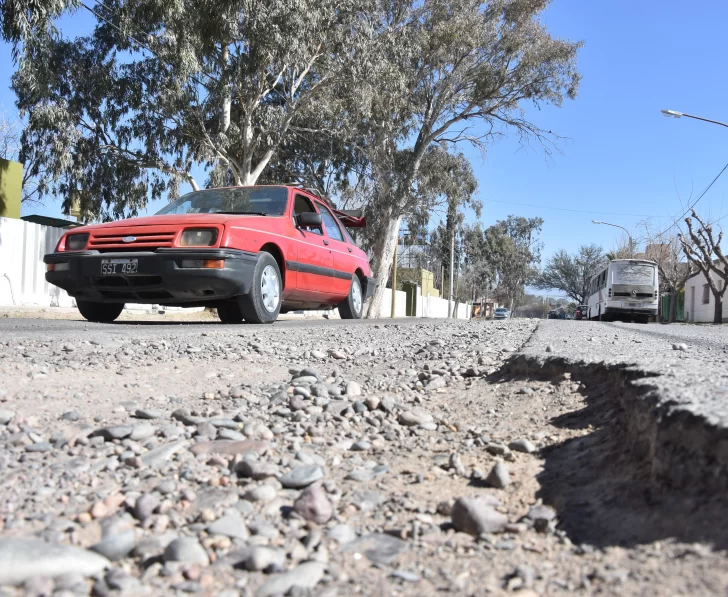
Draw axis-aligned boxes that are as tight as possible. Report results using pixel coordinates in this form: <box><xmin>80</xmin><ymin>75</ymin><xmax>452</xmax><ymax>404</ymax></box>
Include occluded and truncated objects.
<box><xmin>261</xmin><ymin>265</ymin><xmax>280</xmax><ymax>313</ymax></box>
<box><xmin>351</xmin><ymin>278</ymin><xmax>362</xmax><ymax>314</ymax></box>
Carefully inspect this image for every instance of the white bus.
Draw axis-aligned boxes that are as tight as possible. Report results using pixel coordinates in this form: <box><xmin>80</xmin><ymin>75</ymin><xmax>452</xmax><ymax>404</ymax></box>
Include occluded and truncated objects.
<box><xmin>587</xmin><ymin>259</ymin><xmax>659</xmax><ymax>324</ymax></box>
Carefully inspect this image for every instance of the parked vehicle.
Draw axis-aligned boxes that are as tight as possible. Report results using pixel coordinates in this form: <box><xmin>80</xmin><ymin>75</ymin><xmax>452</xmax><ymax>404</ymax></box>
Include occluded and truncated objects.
<box><xmin>494</xmin><ymin>307</ymin><xmax>510</xmax><ymax>319</ymax></box>
<box><xmin>547</xmin><ymin>309</ymin><xmax>559</xmax><ymax>319</ymax></box>
<box><xmin>575</xmin><ymin>305</ymin><xmax>588</xmax><ymax>320</ymax></box>
<box><xmin>586</xmin><ymin>259</ymin><xmax>658</xmax><ymax>324</ymax></box>
<box><xmin>44</xmin><ymin>186</ymin><xmax>376</xmax><ymax>324</ymax></box>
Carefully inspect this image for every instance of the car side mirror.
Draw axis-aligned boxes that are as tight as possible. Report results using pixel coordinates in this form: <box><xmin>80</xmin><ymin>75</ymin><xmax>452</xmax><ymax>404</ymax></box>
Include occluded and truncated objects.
<box><xmin>297</xmin><ymin>212</ymin><xmax>322</xmax><ymax>228</ymax></box>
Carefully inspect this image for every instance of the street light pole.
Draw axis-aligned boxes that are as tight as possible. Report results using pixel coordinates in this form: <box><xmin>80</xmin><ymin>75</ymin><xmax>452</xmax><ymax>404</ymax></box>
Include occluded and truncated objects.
<box><xmin>592</xmin><ymin>220</ymin><xmax>634</xmax><ymax>258</ymax></box>
<box><xmin>661</xmin><ymin>109</ymin><xmax>728</xmax><ymax>129</ymax></box>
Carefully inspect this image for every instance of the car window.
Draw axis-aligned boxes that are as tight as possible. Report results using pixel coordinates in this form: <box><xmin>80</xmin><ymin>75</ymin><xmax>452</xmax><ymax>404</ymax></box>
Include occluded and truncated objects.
<box><xmin>293</xmin><ymin>194</ymin><xmax>322</xmax><ymax>235</ymax></box>
<box><xmin>316</xmin><ymin>203</ymin><xmax>345</xmax><ymax>242</ymax></box>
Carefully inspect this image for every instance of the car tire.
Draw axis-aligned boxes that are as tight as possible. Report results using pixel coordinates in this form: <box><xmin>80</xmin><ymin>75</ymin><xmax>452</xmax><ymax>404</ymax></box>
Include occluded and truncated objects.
<box><xmin>338</xmin><ymin>275</ymin><xmax>363</xmax><ymax>319</ymax></box>
<box><xmin>76</xmin><ymin>300</ymin><xmax>124</xmax><ymax>323</ymax></box>
<box><xmin>239</xmin><ymin>252</ymin><xmax>281</xmax><ymax>324</ymax></box>
<box><xmin>216</xmin><ymin>302</ymin><xmax>244</xmax><ymax>324</ymax></box>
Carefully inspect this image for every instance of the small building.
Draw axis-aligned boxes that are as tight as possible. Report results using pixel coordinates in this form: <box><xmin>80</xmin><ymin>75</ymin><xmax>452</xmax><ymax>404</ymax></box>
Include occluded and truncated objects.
<box><xmin>684</xmin><ymin>263</ymin><xmax>728</xmax><ymax>323</ymax></box>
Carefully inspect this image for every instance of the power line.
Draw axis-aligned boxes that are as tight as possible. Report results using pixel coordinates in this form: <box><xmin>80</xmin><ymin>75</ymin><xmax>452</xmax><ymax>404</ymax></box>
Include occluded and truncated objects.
<box><xmin>654</xmin><ymin>160</ymin><xmax>728</xmax><ymax>237</ymax></box>
<box><xmin>480</xmin><ymin>198</ymin><xmax>663</xmax><ymax>218</ymax></box>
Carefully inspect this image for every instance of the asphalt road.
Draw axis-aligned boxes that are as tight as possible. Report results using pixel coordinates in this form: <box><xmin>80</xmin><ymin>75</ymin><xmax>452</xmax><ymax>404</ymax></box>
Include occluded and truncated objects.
<box><xmin>0</xmin><ymin>315</ymin><xmax>429</xmax><ymax>341</ymax></box>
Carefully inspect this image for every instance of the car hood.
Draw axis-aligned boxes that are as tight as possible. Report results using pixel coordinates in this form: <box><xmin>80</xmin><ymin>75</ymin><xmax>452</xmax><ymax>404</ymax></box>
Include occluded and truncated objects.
<box><xmin>73</xmin><ymin>213</ymin><xmax>271</xmax><ymax>231</ymax></box>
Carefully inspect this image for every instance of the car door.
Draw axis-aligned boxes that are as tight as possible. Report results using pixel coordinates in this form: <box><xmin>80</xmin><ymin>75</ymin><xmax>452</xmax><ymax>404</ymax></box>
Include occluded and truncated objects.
<box><xmin>290</xmin><ymin>194</ymin><xmax>334</xmax><ymax>294</ymax></box>
<box><xmin>315</xmin><ymin>202</ymin><xmax>355</xmax><ymax>297</ymax></box>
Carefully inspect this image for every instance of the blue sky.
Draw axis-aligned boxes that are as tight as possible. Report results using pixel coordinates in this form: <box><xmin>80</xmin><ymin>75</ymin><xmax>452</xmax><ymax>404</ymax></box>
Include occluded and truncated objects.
<box><xmin>2</xmin><ymin>0</ymin><xmax>728</xmax><ymax>262</ymax></box>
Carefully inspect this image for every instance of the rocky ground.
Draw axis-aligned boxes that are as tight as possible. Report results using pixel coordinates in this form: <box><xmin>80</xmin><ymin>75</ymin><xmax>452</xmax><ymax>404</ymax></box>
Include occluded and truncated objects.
<box><xmin>0</xmin><ymin>318</ymin><xmax>726</xmax><ymax>597</ymax></box>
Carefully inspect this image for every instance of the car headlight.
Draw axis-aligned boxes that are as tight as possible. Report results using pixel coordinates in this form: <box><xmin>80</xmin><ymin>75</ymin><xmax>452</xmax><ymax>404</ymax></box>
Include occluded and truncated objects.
<box><xmin>179</xmin><ymin>228</ymin><xmax>218</xmax><ymax>247</ymax></box>
<box><xmin>65</xmin><ymin>233</ymin><xmax>89</xmax><ymax>250</ymax></box>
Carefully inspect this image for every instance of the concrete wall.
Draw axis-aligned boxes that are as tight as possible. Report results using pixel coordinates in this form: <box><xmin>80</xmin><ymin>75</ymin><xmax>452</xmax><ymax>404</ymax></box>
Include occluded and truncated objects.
<box><xmin>0</xmin><ymin>216</ymin><xmax>73</xmax><ymax>307</ymax></box>
<box><xmin>685</xmin><ymin>267</ymin><xmax>728</xmax><ymax>323</ymax></box>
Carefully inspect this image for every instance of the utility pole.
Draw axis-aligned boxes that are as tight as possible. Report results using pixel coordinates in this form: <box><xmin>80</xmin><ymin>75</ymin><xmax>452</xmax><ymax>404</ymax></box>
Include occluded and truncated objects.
<box><xmin>391</xmin><ymin>241</ymin><xmax>398</xmax><ymax>318</ymax></box>
<box><xmin>448</xmin><ymin>233</ymin><xmax>455</xmax><ymax>318</ymax></box>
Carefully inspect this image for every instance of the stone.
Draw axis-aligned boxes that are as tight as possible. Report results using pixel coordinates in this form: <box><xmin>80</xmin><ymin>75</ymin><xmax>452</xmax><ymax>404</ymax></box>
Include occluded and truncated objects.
<box><xmin>391</xmin><ymin>570</ymin><xmax>420</xmax><ymax>582</ymax></box>
<box><xmin>545</xmin><ymin>345</ymin><xmax>554</xmax><ymax>353</ymax></box>
<box><xmin>343</xmin><ymin>533</ymin><xmax>409</xmax><ymax>565</ymax></box>
<box><xmin>365</xmin><ymin>396</ymin><xmax>380</xmax><ymax>411</ymax></box>
<box><xmin>207</xmin><ymin>515</ymin><xmax>249</xmax><ymax>540</ymax></box>
<box><xmin>257</xmin><ymin>562</ymin><xmax>326</xmax><ymax>597</ymax></box>
<box><xmin>293</xmin><ymin>485</ymin><xmax>333</xmax><ymax>524</ymax></box>
<box><xmin>351</xmin><ymin>440</ymin><xmax>371</xmax><ymax>451</ymax></box>
<box><xmin>328</xmin><ymin>524</ymin><xmax>357</xmax><ymax>544</ymax></box>
<box><xmin>240</xmin><ymin>546</ymin><xmax>285</xmax><ymax>571</ymax></box>
<box><xmin>163</xmin><ymin>538</ymin><xmax>209</xmax><ymax>566</ymax></box>
<box><xmin>346</xmin><ymin>381</ymin><xmax>362</xmax><ymax>397</ymax></box>
<box><xmin>0</xmin><ymin>539</ymin><xmax>110</xmax><ymax>585</ymax></box>
<box><xmin>279</xmin><ymin>465</ymin><xmax>324</xmax><ymax>489</ymax></box>
<box><xmin>129</xmin><ymin>424</ymin><xmax>155</xmax><ymax>441</ymax></box>
<box><xmin>133</xmin><ymin>493</ymin><xmax>159</xmax><ymax>522</ymax></box>
<box><xmin>398</xmin><ymin>409</ymin><xmax>434</xmax><ymax>427</ymax></box>
<box><xmin>518</xmin><ymin>387</ymin><xmax>535</xmax><ymax>395</ymax></box>
<box><xmin>426</xmin><ymin>376</ymin><xmax>447</xmax><ymax>390</ymax></box>
<box><xmin>451</xmin><ymin>497</ymin><xmax>508</xmax><ymax>535</ymax></box>
<box><xmin>0</xmin><ymin>410</ymin><xmax>15</xmax><ymax>425</ymax></box>
<box><xmin>90</xmin><ymin>530</ymin><xmax>136</xmax><ymax>562</ymax></box>
<box><xmin>140</xmin><ymin>440</ymin><xmax>187</xmax><ymax>467</ymax></box>
<box><xmin>527</xmin><ymin>504</ymin><xmax>557</xmax><ymax>532</ymax></box>
<box><xmin>244</xmin><ymin>485</ymin><xmax>277</xmax><ymax>503</ymax></box>
<box><xmin>190</xmin><ymin>440</ymin><xmax>268</xmax><ymax>457</ymax></box>
<box><xmin>673</xmin><ymin>343</ymin><xmax>688</xmax><ymax>351</ymax></box>
<box><xmin>486</xmin><ymin>462</ymin><xmax>510</xmax><ymax>489</ymax></box>
<box><xmin>23</xmin><ymin>576</ymin><xmax>54</xmax><ymax>596</ymax></box>
<box><xmin>91</xmin><ymin>426</ymin><xmax>133</xmax><ymax>441</ymax></box>
<box><xmin>351</xmin><ymin>490</ymin><xmax>385</xmax><ymax>512</ymax></box>
<box><xmin>218</xmin><ymin>428</ymin><xmax>246</xmax><ymax>441</ymax></box>
<box><xmin>26</xmin><ymin>442</ymin><xmax>53</xmax><ymax>453</ymax></box>
<box><xmin>236</xmin><ymin>460</ymin><xmax>279</xmax><ymax>480</ymax></box>
<box><xmin>134</xmin><ymin>409</ymin><xmax>163</xmax><ymax>419</ymax></box>
<box><xmin>509</xmin><ymin>439</ymin><xmax>537</xmax><ymax>454</ymax></box>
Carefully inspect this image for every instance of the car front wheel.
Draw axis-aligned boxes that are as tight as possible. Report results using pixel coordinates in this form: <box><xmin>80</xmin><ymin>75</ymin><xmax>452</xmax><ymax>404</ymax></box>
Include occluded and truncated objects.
<box><xmin>216</xmin><ymin>301</ymin><xmax>244</xmax><ymax>324</ymax></box>
<box><xmin>239</xmin><ymin>252</ymin><xmax>281</xmax><ymax>324</ymax></box>
<box><xmin>76</xmin><ymin>300</ymin><xmax>124</xmax><ymax>323</ymax></box>
<box><xmin>338</xmin><ymin>275</ymin><xmax>363</xmax><ymax>319</ymax></box>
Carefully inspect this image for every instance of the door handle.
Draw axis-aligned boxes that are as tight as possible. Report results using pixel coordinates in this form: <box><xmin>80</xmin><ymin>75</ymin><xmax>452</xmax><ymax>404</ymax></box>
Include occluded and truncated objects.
<box><xmin>323</xmin><ymin>239</ymin><xmax>329</xmax><ymax>246</ymax></box>
<box><xmin>348</xmin><ymin>247</ymin><xmax>352</xmax><ymax>253</ymax></box>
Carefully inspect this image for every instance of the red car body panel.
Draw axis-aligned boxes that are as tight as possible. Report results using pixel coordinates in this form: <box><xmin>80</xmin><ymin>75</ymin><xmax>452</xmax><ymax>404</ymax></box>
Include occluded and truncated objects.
<box><xmin>44</xmin><ymin>186</ymin><xmax>375</xmax><ymax>314</ymax></box>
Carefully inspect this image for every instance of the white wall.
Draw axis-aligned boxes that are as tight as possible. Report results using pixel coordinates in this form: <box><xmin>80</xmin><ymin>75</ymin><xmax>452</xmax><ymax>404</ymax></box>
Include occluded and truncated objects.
<box><xmin>0</xmin><ymin>217</ymin><xmax>74</xmax><ymax>307</ymax></box>
<box><xmin>684</xmin><ymin>267</ymin><xmax>728</xmax><ymax>322</ymax></box>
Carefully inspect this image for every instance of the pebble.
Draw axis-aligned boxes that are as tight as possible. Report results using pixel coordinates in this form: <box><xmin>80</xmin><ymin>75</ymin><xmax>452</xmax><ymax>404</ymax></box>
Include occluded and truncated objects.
<box><xmin>236</xmin><ymin>460</ymin><xmax>279</xmax><ymax>480</ymax></box>
<box><xmin>279</xmin><ymin>465</ymin><xmax>324</xmax><ymax>489</ymax></box>
<box><xmin>257</xmin><ymin>561</ymin><xmax>326</xmax><ymax>597</ymax></box>
<box><xmin>25</xmin><ymin>442</ymin><xmax>53</xmax><ymax>453</ymax></box>
<box><xmin>672</xmin><ymin>343</ymin><xmax>688</xmax><ymax>351</ymax></box>
<box><xmin>486</xmin><ymin>462</ymin><xmax>510</xmax><ymax>489</ymax></box>
<box><xmin>133</xmin><ymin>493</ymin><xmax>159</xmax><ymax>522</ymax></box>
<box><xmin>509</xmin><ymin>438</ymin><xmax>537</xmax><ymax>453</ymax></box>
<box><xmin>163</xmin><ymin>538</ymin><xmax>210</xmax><ymax>566</ymax></box>
<box><xmin>207</xmin><ymin>514</ymin><xmax>249</xmax><ymax>540</ymax></box>
<box><xmin>0</xmin><ymin>539</ymin><xmax>110</xmax><ymax>585</ymax></box>
<box><xmin>91</xmin><ymin>530</ymin><xmax>136</xmax><ymax>562</ymax></box>
<box><xmin>398</xmin><ymin>409</ymin><xmax>434</xmax><ymax>427</ymax></box>
<box><xmin>343</xmin><ymin>533</ymin><xmax>409</xmax><ymax>565</ymax></box>
<box><xmin>451</xmin><ymin>497</ymin><xmax>508</xmax><ymax>535</ymax></box>
<box><xmin>240</xmin><ymin>546</ymin><xmax>285</xmax><ymax>571</ymax></box>
<box><xmin>293</xmin><ymin>485</ymin><xmax>333</xmax><ymax>524</ymax></box>
<box><xmin>244</xmin><ymin>485</ymin><xmax>278</xmax><ymax>503</ymax></box>
<box><xmin>346</xmin><ymin>381</ymin><xmax>362</xmax><ymax>396</ymax></box>
<box><xmin>134</xmin><ymin>409</ymin><xmax>163</xmax><ymax>419</ymax></box>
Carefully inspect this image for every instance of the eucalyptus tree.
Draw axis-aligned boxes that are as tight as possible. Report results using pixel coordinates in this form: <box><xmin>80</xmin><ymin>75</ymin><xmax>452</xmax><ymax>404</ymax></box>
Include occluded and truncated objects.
<box><xmin>349</xmin><ymin>0</ymin><xmax>581</xmax><ymax>316</ymax></box>
<box><xmin>13</xmin><ymin>0</ymin><xmax>373</xmax><ymax>220</ymax></box>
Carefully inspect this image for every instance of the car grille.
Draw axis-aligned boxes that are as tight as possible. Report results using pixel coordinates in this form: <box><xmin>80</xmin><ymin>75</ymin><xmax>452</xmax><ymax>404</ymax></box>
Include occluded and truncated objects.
<box><xmin>88</xmin><ymin>228</ymin><xmax>177</xmax><ymax>252</ymax></box>
<box><xmin>613</xmin><ymin>292</ymin><xmax>654</xmax><ymax>298</ymax></box>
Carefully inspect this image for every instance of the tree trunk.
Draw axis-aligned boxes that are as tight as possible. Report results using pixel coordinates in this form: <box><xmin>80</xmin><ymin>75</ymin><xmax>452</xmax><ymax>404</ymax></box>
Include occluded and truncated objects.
<box><xmin>366</xmin><ymin>211</ymin><xmax>402</xmax><ymax>318</ymax></box>
<box><xmin>668</xmin><ymin>289</ymin><xmax>678</xmax><ymax>323</ymax></box>
<box><xmin>714</xmin><ymin>292</ymin><xmax>723</xmax><ymax>324</ymax></box>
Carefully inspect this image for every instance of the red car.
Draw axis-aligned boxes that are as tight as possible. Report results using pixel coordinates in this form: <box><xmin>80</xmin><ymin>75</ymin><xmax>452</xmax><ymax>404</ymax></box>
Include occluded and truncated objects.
<box><xmin>44</xmin><ymin>186</ymin><xmax>376</xmax><ymax>324</ymax></box>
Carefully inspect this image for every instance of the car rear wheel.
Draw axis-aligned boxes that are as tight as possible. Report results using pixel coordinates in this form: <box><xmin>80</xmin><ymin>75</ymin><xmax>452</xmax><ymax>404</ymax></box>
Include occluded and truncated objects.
<box><xmin>338</xmin><ymin>275</ymin><xmax>363</xmax><ymax>320</ymax></box>
<box><xmin>76</xmin><ymin>300</ymin><xmax>124</xmax><ymax>323</ymax></box>
<box><xmin>239</xmin><ymin>252</ymin><xmax>281</xmax><ymax>324</ymax></box>
<box><xmin>216</xmin><ymin>301</ymin><xmax>244</xmax><ymax>324</ymax></box>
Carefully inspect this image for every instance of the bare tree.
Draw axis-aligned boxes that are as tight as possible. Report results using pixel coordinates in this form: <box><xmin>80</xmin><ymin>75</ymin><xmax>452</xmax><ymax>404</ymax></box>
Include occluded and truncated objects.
<box><xmin>678</xmin><ymin>210</ymin><xmax>728</xmax><ymax>324</ymax></box>
<box><xmin>638</xmin><ymin>222</ymin><xmax>695</xmax><ymax>323</ymax></box>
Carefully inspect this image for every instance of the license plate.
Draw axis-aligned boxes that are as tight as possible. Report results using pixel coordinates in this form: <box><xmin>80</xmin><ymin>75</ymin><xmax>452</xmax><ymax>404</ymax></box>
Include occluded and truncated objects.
<box><xmin>101</xmin><ymin>259</ymin><xmax>138</xmax><ymax>275</ymax></box>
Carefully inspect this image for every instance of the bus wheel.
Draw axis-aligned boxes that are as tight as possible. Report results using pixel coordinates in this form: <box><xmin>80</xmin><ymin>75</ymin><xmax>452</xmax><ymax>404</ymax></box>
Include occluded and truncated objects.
<box><xmin>636</xmin><ymin>315</ymin><xmax>649</xmax><ymax>324</ymax></box>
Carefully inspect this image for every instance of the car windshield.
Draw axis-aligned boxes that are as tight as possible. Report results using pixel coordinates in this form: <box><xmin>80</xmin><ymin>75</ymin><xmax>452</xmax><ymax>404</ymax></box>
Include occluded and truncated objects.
<box><xmin>155</xmin><ymin>187</ymin><xmax>288</xmax><ymax>216</ymax></box>
<box><xmin>613</xmin><ymin>262</ymin><xmax>655</xmax><ymax>286</ymax></box>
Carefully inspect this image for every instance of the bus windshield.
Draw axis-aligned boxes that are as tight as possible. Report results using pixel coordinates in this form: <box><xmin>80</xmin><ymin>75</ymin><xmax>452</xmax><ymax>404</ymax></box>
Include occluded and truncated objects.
<box><xmin>613</xmin><ymin>262</ymin><xmax>655</xmax><ymax>285</ymax></box>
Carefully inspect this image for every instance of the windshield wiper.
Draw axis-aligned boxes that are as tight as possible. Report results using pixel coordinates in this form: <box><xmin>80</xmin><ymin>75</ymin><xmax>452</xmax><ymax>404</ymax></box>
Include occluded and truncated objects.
<box><xmin>214</xmin><ymin>211</ymin><xmax>270</xmax><ymax>216</ymax></box>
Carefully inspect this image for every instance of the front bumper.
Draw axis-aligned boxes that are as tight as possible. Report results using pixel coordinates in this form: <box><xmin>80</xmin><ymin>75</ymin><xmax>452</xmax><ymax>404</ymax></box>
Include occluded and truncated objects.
<box><xmin>44</xmin><ymin>248</ymin><xmax>258</xmax><ymax>304</ymax></box>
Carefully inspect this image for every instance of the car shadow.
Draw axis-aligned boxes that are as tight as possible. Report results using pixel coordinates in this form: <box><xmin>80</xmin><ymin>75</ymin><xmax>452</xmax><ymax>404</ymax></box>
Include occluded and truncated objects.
<box><xmin>495</xmin><ymin>366</ymin><xmax>728</xmax><ymax>551</ymax></box>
